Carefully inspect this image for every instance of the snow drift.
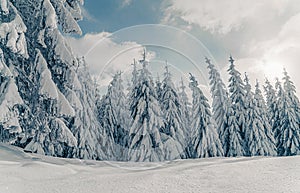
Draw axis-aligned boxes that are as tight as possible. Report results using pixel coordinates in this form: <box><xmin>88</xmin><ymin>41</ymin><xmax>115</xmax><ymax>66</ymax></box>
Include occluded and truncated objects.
<box><xmin>0</xmin><ymin>143</ymin><xmax>300</xmax><ymax>193</ymax></box>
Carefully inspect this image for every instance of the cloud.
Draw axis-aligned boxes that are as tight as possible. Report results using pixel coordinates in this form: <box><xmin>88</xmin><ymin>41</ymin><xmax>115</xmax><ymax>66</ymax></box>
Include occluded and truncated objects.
<box><xmin>162</xmin><ymin>0</ymin><xmax>300</xmax><ymax>92</ymax></box>
<box><xmin>163</xmin><ymin>0</ymin><xmax>295</xmax><ymax>34</ymax></box>
<box><xmin>69</xmin><ymin>1</ymin><xmax>300</xmax><ymax>96</ymax></box>
<box><xmin>217</xmin><ymin>12</ymin><xmax>300</xmax><ymax>92</ymax></box>
<box><xmin>252</xmin><ymin>13</ymin><xmax>300</xmax><ymax>76</ymax></box>
<box><xmin>80</xmin><ymin>5</ymin><xmax>97</xmax><ymax>22</ymax></box>
<box><xmin>66</xmin><ymin>32</ymin><xmax>145</xmax><ymax>90</ymax></box>
<box><xmin>120</xmin><ymin>0</ymin><xmax>133</xmax><ymax>8</ymax></box>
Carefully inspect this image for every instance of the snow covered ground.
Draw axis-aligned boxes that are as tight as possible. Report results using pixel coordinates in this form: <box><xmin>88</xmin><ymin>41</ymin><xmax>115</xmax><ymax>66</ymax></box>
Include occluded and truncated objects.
<box><xmin>0</xmin><ymin>143</ymin><xmax>300</xmax><ymax>193</ymax></box>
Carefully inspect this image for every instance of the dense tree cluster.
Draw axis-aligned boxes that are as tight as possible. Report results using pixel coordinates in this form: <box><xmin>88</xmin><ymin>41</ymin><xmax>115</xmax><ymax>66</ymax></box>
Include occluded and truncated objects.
<box><xmin>0</xmin><ymin>0</ymin><xmax>107</xmax><ymax>160</ymax></box>
<box><xmin>1</xmin><ymin>0</ymin><xmax>300</xmax><ymax>161</ymax></box>
<box><xmin>96</xmin><ymin>54</ymin><xmax>300</xmax><ymax>161</ymax></box>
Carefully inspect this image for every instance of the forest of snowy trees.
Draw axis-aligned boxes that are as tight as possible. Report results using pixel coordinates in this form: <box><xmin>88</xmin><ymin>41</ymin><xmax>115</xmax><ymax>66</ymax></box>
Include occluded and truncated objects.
<box><xmin>1</xmin><ymin>0</ymin><xmax>300</xmax><ymax>162</ymax></box>
<box><xmin>94</xmin><ymin>53</ymin><xmax>300</xmax><ymax>161</ymax></box>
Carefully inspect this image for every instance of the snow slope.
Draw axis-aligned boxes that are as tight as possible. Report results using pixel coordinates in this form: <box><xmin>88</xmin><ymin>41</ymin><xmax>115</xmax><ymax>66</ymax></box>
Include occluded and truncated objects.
<box><xmin>0</xmin><ymin>143</ymin><xmax>299</xmax><ymax>193</ymax></box>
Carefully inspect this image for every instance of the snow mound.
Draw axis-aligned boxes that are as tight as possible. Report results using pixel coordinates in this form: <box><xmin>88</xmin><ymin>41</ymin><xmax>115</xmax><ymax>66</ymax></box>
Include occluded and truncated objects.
<box><xmin>1</xmin><ymin>143</ymin><xmax>300</xmax><ymax>193</ymax></box>
<box><xmin>0</xmin><ymin>143</ymin><xmax>29</xmax><ymax>161</ymax></box>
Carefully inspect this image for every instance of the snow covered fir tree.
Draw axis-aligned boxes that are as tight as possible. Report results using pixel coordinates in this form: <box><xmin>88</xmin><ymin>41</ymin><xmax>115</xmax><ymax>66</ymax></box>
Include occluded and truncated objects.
<box><xmin>1</xmin><ymin>0</ymin><xmax>300</xmax><ymax>162</ymax></box>
<box><xmin>0</xmin><ymin>0</ymin><xmax>106</xmax><ymax>160</ymax></box>
<box><xmin>188</xmin><ymin>73</ymin><xmax>223</xmax><ymax>158</ymax></box>
<box><xmin>243</xmin><ymin>75</ymin><xmax>276</xmax><ymax>156</ymax></box>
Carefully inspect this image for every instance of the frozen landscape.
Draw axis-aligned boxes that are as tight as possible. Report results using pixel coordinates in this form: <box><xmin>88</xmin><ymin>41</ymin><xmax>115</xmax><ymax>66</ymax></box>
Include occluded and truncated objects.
<box><xmin>1</xmin><ymin>1</ymin><xmax>300</xmax><ymax>193</ymax></box>
<box><xmin>1</xmin><ymin>143</ymin><xmax>300</xmax><ymax>193</ymax></box>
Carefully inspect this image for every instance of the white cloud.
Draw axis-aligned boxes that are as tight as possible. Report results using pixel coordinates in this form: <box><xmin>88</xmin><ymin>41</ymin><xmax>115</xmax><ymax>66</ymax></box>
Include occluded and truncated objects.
<box><xmin>163</xmin><ymin>0</ymin><xmax>295</xmax><ymax>34</ymax></box>
<box><xmin>162</xmin><ymin>0</ymin><xmax>300</xmax><ymax>91</ymax></box>
<box><xmin>247</xmin><ymin>12</ymin><xmax>300</xmax><ymax>85</ymax></box>
<box><xmin>121</xmin><ymin>0</ymin><xmax>133</xmax><ymax>8</ymax></box>
<box><xmin>66</xmin><ymin>33</ymin><xmax>145</xmax><ymax>90</ymax></box>
<box><xmin>217</xmin><ymin>12</ymin><xmax>300</xmax><ymax>92</ymax></box>
<box><xmin>68</xmin><ymin>1</ymin><xmax>300</xmax><ymax>96</ymax></box>
<box><xmin>80</xmin><ymin>5</ymin><xmax>97</xmax><ymax>22</ymax></box>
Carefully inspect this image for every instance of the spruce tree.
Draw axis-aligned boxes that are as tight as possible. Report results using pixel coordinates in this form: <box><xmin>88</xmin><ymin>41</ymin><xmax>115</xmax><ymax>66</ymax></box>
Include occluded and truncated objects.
<box><xmin>131</xmin><ymin>59</ymin><xmax>139</xmax><ymax>86</ymax></box>
<box><xmin>96</xmin><ymin>82</ymin><xmax>116</xmax><ymax>160</ymax></box>
<box><xmin>0</xmin><ymin>0</ymin><xmax>106</xmax><ymax>159</ymax></box>
<box><xmin>223</xmin><ymin>107</ymin><xmax>244</xmax><ymax>157</ymax></box>
<box><xmin>0</xmin><ymin>49</ymin><xmax>23</xmax><ymax>143</ymax></box>
<box><xmin>110</xmin><ymin>72</ymin><xmax>129</xmax><ymax>144</ymax></box>
<box><xmin>128</xmin><ymin>59</ymin><xmax>139</xmax><ymax>117</ymax></box>
<box><xmin>243</xmin><ymin>75</ymin><xmax>276</xmax><ymax>156</ymax></box>
<box><xmin>274</xmin><ymin>79</ymin><xmax>285</xmax><ymax>145</ymax></box>
<box><xmin>72</xmin><ymin>57</ymin><xmax>109</xmax><ymax>160</ymax></box>
<box><xmin>243</xmin><ymin>73</ymin><xmax>253</xmax><ymax>154</ymax></box>
<box><xmin>264</xmin><ymin>79</ymin><xmax>279</xmax><ymax>138</ymax></box>
<box><xmin>254</xmin><ymin>81</ymin><xmax>277</xmax><ymax>155</ymax></box>
<box><xmin>0</xmin><ymin>0</ymin><xmax>27</xmax><ymax>145</ymax></box>
<box><xmin>276</xmin><ymin>78</ymin><xmax>300</xmax><ymax>156</ymax></box>
<box><xmin>155</xmin><ymin>74</ymin><xmax>163</xmax><ymax>102</ymax></box>
<box><xmin>178</xmin><ymin>77</ymin><xmax>191</xmax><ymax>152</ymax></box>
<box><xmin>160</xmin><ymin>64</ymin><xmax>186</xmax><ymax>159</ymax></box>
<box><xmin>24</xmin><ymin>50</ymin><xmax>77</xmax><ymax>157</ymax></box>
<box><xmin>283</xmin><ymin>69</ymin><xmax>300</xmax><ymax>118</ymax></box>
<box><xmin>127</xmin><ymin>54</ymin><xmax>164</xmax><ymax>162</ymax></box>
<box><xmin>206</xmin><ymin>57</ymin><xmax>229</xmax><ymax>147</ymax></box>
<box><xmin>227</xmin><ymin>56</ymin><xmax>247</xmax><ymax>141</ymax></box>
<box><xmin>188</xmin><ymin>73</ymin><xmax>223</xmax><ymax>158</ymax></box>
<box><xmin>98</xmin><ymin>72</ymin><xmax>129</xmax><ymax>160</ymax></box>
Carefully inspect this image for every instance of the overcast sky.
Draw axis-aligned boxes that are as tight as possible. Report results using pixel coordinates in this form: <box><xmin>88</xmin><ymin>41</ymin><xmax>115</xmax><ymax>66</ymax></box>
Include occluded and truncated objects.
<box><xmin>67</xmin><ymin>0</ymin><xmax>300</xmax><ymax>95</ymax></box>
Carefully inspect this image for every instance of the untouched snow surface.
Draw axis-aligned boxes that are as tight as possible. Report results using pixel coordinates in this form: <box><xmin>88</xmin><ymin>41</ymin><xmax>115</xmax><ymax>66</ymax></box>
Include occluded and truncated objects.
<box><xmin>0</xmin><ymin>143</ymin><xmax>300</xmax><ymax>193</ymax></box>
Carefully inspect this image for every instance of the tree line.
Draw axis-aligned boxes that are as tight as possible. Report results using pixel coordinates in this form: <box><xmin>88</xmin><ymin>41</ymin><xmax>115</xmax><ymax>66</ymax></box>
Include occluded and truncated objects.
<box><xmin>96</xmin><ymin>54</ymin><xmax>300</xmax><ymax>161</ymax></box>
<box><xmin>1</xmin><ymin>1</ymin><xmax>299</xmax><ymax>161</ymax></box>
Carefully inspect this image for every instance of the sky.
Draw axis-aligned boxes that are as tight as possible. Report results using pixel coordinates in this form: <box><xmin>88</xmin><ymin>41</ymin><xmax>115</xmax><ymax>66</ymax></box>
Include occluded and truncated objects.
<box><xmin>67</xmin><ymin>0</ymin><xmax>300</xmax><ymax>95</ymax></box>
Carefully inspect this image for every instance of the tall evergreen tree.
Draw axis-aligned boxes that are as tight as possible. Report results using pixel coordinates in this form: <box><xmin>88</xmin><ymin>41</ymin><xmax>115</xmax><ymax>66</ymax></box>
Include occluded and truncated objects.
<box><xmin>243</xmin><ymin>75</ymin><xmax>276</xmax><ymax>156</ymax></box>
<box><xmin>155</xmin><ymin>73</ymin><xmax>163</xmax><ymax>102</ymax></box>
<box><xmin>127</xmin><ymin>54</ymin><xmax>164</xmax><ymax>162</ymax></box>
<box><xmin>96</xmin><ymin>81</ymin><xmax>116</xmax><ymax>160</ymax></box>
<box><xmin>0</xmin><ymin>0</ymin><xmax>27</xmax><ymax>145</ymax></box>
<box><xmin>283</xmin><ymin>69</ymin><xmax>300</xmax><ymax>117</ymax></box>
<box><xmin>243</xmin><ymin>73</ymin><xmax>253</xmax><ymax>154</ymax></box>
<box><xmin>254</xmin><ymin>81</ymin><xmax>277</xmax><ymax>155</ymax></box>
<box><xmin>206</xmin><ymin>57</ymin><xmax>229</xmax><ymax>146</ymax></box>
<box><xmin>178</xmin><ymin>77</ymin><xmax>191</xmax><ymax>145</ymax></box>
<box><xmin>264</xmin><ymin>79</ymin><xmax>279</xmax><ymax>138</ymax></box>
<box><xmin>160</xmin><ymin>64</ymin><xmax>186</xmax><ymax>159</ymax></box>
<box><xmin>128</xmin><ymin>59</ymin><xmax>139</xmax><ymax>117</ymax></box>
<box><xmin>227</xmin><ymin>56</ymin><xmax>247</xmax><ymax>140</ymax></box>
<box><xmin>0</xmin><ymin>0</ymin><xmax>107</xmax><ymax>159</ymax></box>
<box><xmin>131</xmin><ymin>59</ymin><xmax>139</xmax><ymax>86</ymax></box>
<box><xmin>73</xmin><ymin>58</ymin><xmax>107</xmax><ymax>160</ymax></box>
<box><xmin>223</xmin><ymin>107</ymin><xmax>244</xmax><ymax>157</ymax></box>
<box><xmin>98</xmin><ymin>72</ymin><xmax>129</xmax><ymax>160</ymax></box>
<box><xmin>188</xmin><ymin>73</ymin><xmax>223</xmax><ymax>158</ymax></box>
<box><xmin>110</xmin><ymin>72</ymin><xmax>129</xmax><ymax>143</ymax></box>
<box><xmin>276</xmin><ymin>78</ymin><xmax>300</xmax><ymax>156</ymax></box>
<box><xmin>24</xmin><ymin>50</ymin><xmax>77</xmax><ymax>157</ymax></box>
<box><xmin>274</xmin><ymin>79</ymin><xmax>285</xmax><ymax>145</ymax></box>
<box><xmin>0</xmin><ymin>49</ymin><xmax>23</xmax><ymax>143</ymax></box>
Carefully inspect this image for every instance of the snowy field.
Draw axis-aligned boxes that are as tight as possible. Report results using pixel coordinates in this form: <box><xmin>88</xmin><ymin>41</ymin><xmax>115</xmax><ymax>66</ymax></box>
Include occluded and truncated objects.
<box><xmin>0</xmin><ymin>143</ymin><xmax>300</xmax><ymax>193</ymax></box>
